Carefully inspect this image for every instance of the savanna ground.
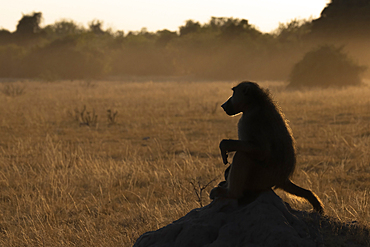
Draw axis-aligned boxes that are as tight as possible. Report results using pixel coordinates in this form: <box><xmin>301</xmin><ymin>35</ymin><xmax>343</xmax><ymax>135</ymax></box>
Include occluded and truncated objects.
<box><xmin>0</xmin><ymin>79</ymin><xmax>369</xmax><ymax>246</ymax></box>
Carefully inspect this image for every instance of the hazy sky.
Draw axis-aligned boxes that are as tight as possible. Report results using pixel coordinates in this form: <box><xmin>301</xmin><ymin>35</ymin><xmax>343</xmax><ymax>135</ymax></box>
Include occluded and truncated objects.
<box><xmin>2</xmin><ymin>0</ymin><xmax>329</xmax><ymax>33</ymax></box>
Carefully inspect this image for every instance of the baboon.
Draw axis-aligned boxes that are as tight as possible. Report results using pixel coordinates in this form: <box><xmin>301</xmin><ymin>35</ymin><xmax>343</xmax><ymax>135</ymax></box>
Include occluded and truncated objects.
<box><xmin>210</xmin><ymin>81</ymin><xmax>324</xmax><ymax>214</ymax></box>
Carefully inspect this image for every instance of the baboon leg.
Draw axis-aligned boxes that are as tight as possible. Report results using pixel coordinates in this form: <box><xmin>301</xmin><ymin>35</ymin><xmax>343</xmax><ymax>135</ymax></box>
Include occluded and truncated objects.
<box><xmin>279</xmin><ymin>180</ymin><xmax>324</xmax><ymax>214</ymax></box>
<box><xmin>215</xmin><ymin>165</ymin><xmax>230</xmax><ymax>188</ymax></box>
<box><xmin>210</xmin><ymin>152</ymin><xmax>252</xmax><ymax>200</ymax></box>
<box><xmin>227</xmin><ymin>152</ymin><xmax>252</xmax><ymax>199</ymax></box>
<box><xmin>224</xmin><ymin>165</ymin><xmax>231</xmax><ymax>181</ymax></box>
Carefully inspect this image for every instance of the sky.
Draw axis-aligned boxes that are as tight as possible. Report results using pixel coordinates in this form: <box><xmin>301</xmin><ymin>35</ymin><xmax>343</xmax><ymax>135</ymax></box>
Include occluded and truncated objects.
<box><xmin>1</xmin><ymin>0</ymin><xmax>329</xmax><ymax>34</ymax></box>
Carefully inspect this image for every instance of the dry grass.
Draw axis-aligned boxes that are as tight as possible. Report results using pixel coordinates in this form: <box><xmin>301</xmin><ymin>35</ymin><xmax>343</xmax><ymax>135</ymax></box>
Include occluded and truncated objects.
<box><xmin>0</xmin><ymin>80</ymin><xmax>369</xmax><ymax>246</ymax></box>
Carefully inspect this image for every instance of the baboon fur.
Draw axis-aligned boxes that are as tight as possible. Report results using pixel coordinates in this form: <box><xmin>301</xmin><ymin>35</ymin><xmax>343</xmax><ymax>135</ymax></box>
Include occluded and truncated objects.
<box><xmin>210</xmin><ymin>81</ymin><xmax>324</xmax><ymax>214</ymax></box>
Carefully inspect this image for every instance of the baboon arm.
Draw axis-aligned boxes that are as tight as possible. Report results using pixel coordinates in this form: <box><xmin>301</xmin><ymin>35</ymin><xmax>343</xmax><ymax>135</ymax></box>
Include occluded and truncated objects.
<box><xmin>219</xmin><ymin>139</ymin><xmax>269</xmax><ymax>164</ymax></box>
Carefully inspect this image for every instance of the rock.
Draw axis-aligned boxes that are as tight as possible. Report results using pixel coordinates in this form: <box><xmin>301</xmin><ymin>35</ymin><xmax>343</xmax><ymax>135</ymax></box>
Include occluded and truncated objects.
<box><xmin>134</xmin><ymin>190</ymin><xmax>323</xmax><ymax>247</ymax></box>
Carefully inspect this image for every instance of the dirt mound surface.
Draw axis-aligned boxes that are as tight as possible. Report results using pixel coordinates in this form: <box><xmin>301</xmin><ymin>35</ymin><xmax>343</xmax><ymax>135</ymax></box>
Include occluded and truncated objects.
<box><xmin>134</xmin><ymin>190</ymin><xmax>369</xmax><ymax>247</ymax></box>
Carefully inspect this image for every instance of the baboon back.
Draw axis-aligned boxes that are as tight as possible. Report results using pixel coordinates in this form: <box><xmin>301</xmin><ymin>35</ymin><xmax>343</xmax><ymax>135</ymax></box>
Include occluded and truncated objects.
<box><xmin>238</xmin><ymin>82</ymin><xmax>296</xmax><ymax>185</ymax></box>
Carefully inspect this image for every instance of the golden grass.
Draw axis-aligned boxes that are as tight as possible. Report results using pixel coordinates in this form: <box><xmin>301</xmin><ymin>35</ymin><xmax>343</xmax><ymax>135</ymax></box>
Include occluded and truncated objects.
<box><xmin>0</xmin><ymin>80</ymin><xmax>369</xmax><ymax>246</ymax></box>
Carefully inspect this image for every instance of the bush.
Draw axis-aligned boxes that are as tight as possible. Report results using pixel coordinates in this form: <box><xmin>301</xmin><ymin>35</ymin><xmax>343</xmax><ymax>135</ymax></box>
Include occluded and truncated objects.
<box><xmin>287</xmin><ymin>45</ymin><xmax>367</xmax><ymax>89</ymax></box>
<box><xmin>20</xmin><ymin>35</ymin><xmax>110</xmax><ymax>80</ymax></box>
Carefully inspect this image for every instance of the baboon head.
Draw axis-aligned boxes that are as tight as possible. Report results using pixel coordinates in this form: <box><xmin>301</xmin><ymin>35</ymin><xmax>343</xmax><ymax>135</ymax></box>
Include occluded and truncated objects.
<box><xmin>221</xmin><ymin>81</ymin><xmax>261</xmax><ymax>116</ymax></box>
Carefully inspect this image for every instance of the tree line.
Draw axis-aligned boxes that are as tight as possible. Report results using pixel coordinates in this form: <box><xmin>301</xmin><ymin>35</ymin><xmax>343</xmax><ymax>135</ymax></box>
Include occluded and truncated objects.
<box><xmin>0</xmin><ymin>0</ymin><xmax>369</xmax><ymax>81</ymax></box>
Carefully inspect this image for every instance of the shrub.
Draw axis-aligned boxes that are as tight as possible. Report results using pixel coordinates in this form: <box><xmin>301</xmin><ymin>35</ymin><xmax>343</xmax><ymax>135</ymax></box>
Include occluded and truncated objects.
<box><xmin>287</xmin><ymin>45</ymin><xmax>367</xmax><ymax>89</ymax></box>
<box><xmin>1</xmin><ymin>83</ymin><xmax>26</xmax><ymax>97</ymax></box>
<box><xmin>0</xmin><ymin>44</ymin><xmax>25</xmax><ymax>77</ymax></box>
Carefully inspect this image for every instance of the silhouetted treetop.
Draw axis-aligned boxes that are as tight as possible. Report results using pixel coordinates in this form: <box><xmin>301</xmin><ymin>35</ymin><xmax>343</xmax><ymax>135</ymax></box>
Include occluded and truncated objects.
<box><xmin>275</xmin><ymin>19</ymin><xmax>311</xmax><ymax>43</ymax></box>
<box><xmin>312</xmin><ymin>0</ymin><xmax>370</xmax><ymax>38</ymax></box>
<box><xmin>89</xmin><ymin>20</ymin><xmax>105</xmax><ymax>35</ymax></box>
<box><xmin>208</xmin><ymin>17</ymin><xmax>262</xmax><ymax>39</ymax></box>
<box><xmin>179</xmin><ymin>20</ymin><xmax>201</xmax><ymax>36</ymax></box>
<box><xmin>16</xmin><ymin>12</ymin><xmax>42</xmax><ymax>35</ymax></box>
<box><xmin>178</xmin><ymin>17</ymin><xmax>263</xmax><ymax>41</ymax></box>
<box><xmin>44</xmin><ymin>20</ymin><xmax>84</xmax><ymax>37</ymax></box>
<box><xmin>155</xmin><ymin>29</ymin><xmax>177</xmax><ymax>47</ymax></box>
<box><xmin>0</xmin><ymin>29</ymin><xmax>12</xmax><ymax>44</ymax></box>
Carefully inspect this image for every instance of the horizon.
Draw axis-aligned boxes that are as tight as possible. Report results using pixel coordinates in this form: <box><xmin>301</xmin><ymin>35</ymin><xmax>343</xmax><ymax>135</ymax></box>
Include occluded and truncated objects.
<box><xmin>2</xmin><ymin>0</ymin><xmax>328</xmax><ymax>34</ymax></box>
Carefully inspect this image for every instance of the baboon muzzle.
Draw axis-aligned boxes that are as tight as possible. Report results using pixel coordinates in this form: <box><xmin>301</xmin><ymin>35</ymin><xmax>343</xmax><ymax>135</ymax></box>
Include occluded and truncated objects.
<box><xmin>221</xmin><ymin>101</ymin><xmax>227</xmax><ymax>111</ymax></box>
<box><xmin>221</xmin><ymin>98</ymin><xmax>237</xmax><ymax>116</ymax></box>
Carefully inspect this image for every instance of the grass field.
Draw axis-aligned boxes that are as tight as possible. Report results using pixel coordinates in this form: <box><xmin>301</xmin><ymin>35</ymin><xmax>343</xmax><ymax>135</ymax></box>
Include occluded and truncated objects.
<box><xmin>0</xmin><ymin>80</ymin><xmax>369</xmax><ymax>246</ymax></box>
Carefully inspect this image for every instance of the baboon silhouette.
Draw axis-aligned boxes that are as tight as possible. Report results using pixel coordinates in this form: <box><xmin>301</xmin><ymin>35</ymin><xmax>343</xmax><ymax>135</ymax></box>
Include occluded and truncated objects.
<box><xmin>210</xmin><ymin>81</ymin><xmax>324</xmax><ymax>214</ymax></box>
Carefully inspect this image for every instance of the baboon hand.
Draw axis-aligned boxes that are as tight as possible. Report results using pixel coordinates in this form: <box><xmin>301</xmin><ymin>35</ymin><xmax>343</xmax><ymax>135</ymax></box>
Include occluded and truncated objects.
<box><xmin>219</xmin><ymin>139</ymin><xmax>229</xmax><ymax>164</ymax></box>
<box><xmin>221</xmin><ymin>150</ymin><xmax>228</xmax><ymax>164</ymax></box>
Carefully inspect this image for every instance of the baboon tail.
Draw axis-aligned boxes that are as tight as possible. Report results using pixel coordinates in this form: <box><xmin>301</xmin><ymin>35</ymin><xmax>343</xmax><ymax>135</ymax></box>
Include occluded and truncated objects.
<box><xmin>279</xmin><ymin>180</ymin><xmax>324</xmax><ymax>214</ymax></box>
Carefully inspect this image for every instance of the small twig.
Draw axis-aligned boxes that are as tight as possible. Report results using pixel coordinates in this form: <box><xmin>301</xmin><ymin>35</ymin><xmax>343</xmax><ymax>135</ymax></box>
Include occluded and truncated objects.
<box><xmin>77</xmin><ymin>105</ymin><xmax>98</xmax><ymax>127</ymax></box>
<box><xmin>190</xmin><ymin>178</ymin><xmax>217</xmax><ymax>207</ymax></box>
<box><xmin>107</xmin><ymin>109</ymin><xmax>118</xmax><ymax>125</ymax></box>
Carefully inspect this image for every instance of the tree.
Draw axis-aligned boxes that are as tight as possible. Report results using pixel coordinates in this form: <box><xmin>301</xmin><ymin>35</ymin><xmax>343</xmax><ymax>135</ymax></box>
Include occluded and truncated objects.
<box><xmin>0</xmin><ymin>29</ymin><xmax>12</xmax><ymax>44</ymax></box>
<box><xmin>213</xmin><ymin>17</ymin><xmax>261</xmax><ymax>39</ymax></box>
<box><xmin>44</xmin><ymin>20</ymin><xmax>84</xmax><ymax>37</ymax></box>
<box><xmin>88</xmin><ymin>20</ymin><xmax>105</xmax><ymax>35</ymax></box>
<box><xmin>16</xmin><ymin>12</ymin><xmax>42</xmax><ymax>35</ymax></box>
<box><xmin>312</xmin><ymin>0</ymin><xmax>370</xmax><ymax>38</ymax></box>
<box><xmin>275</xmin><ymin>19</ymin><xmax>312</xmax><ymax>43</ymax></box>
<box><xmin>179</xmin><ymin>20</ymin><xmax>201</xmax><ymax>36</ymax></box>
<box><xmin>155</xmin><ymin>29</ymin><xmax>177</xmax><ymax>47</ymax></box>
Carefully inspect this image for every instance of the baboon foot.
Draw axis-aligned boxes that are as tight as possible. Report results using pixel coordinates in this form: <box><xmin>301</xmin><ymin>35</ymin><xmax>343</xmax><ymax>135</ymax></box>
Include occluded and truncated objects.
<box><xmin>217</xmin><ymin>180</ymin><xmax>227</xmax><ymax>187</ymax></box>
<box><xmin>210</xmin><ymin>186</ymin><xmax>228</xmax><ymax>200</ymax></box>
